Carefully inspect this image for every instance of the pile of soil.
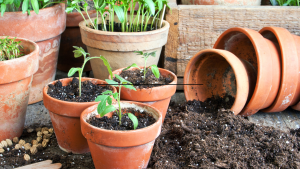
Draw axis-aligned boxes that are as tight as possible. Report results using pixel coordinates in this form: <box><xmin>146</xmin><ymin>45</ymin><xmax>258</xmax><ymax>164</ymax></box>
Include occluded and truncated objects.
<box><xmin>47</xmin><ymin>77</ymin><xmax>112</xmax><ymax>102</ymax></box>
<box><xmin>148</xmin><ymin>98</ymin><xmax>300</xmax><ymax>168</ymax></box>
<box><xmin>115</xmin><ymin>69</ymin><xmax>173</xmax><ymax>89</ymax></box>
<box><xmin>87</xmin><ymin>108</ymin><xmax>156</xmax><ymax>130</ymax></box>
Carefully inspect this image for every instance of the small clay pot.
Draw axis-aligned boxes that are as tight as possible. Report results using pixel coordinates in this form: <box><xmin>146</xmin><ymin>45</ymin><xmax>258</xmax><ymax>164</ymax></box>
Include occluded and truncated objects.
<box><xmin>57</xmin><ymin>11</ymin><xmax>97</xmax><ymax>72</ymax></box>
<box><xmin>184</xmin><ymin>49</ymin><xmax>256</xmax><ymax>115</ymax></box>
<box><xmin>43</xmin><ymin>77</ymin><xmax>117</xmax><ymax>154</ymax></box>
<box><xmin>111</xmin><ymin>67</ymin><xmax>177</xmax><ymax>122</ymax></box>
<box><xmin>259</xmin><ymin>27</ymin><xmax>299</xmax><ymax>112</ymax></box>
<box><xmin>0</xmin><ymin>37</ymin><xmax>39</xmax><ymax>140</ymax></box>
<box><xmin>81</xmin><ymin>101</ymin><xmax>162</xmax><ymax>169</ymax></box>
<box><xmin>214</xmin><ymin>27</ymin><xmax>281</xmax><ymax>116</ymax></box>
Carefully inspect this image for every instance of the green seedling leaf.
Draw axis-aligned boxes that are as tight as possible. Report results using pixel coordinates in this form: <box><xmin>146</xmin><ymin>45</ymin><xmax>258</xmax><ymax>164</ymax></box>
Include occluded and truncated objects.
<box><xmin>65</xmin><ymin>7</ymin><xmax>75</xmax><ymax>13</ymax></box>
<box><xmin>31</xmin><ymin>0</ymin><xmax>39</xmax><ymax>14</ymax></box>
<box><xmin>13</xmin><ymin>0</ymin><xmax>21</xmax><ymax>8</ymax></box>
<box><xmin>115</xmin><ymin>74</ymin><xmax>137</xmax><ymax>91</ymax></box>
<box><xmin>105</xmin><ymin>79</ymin><xmax>119</xmax><ymax>87</ymax></box>
<box><xmin>134</xmin><ymin>51</ymin><xmax>144</xmax><ymax>55</ymax></box>
<box><xmin>1</xmin><ymin>4</ymin><xmax>6</xmax><ymax>17</ymax></box>
<box><xmin>73</xmin><ymin>46</ymin><xmax>88</xmax><ymax>58</ymax></box>
<box><xmin>22</xmin><ymin>0</ymin><xmax>29</xmax><ymax>14</ymax></box>
<box><xmin>114</xmin><ymin>5</ymin><xmax>125</xmax><ymax>23</ymax></box>
<box><xmin>99</xmin><ymin>56</ymin><xmax>113</xmax><ymax>79</ymax></box>
<box><xmin>95</xmin><ymin>94</ymin><xmax>109</xmax><ymax>102</ymax></box>
<box><xmin>283</xmin><ymin>0</ymin><xmax>292</xmax><ymax>5</ymax></box>
<box><xmin>150</xmin><ymin>65</ymin><xmax>160</xmax><ymax>79</ymax></box>
<box><xmin>97</xmin><ymin>95</ymin><xmax>110</xmax><ymax>115</ymax></box>
<box><xmin>101</xmin><ymin>105</ymin><xmax>116</xmax><ymax>117</ymax></box>
<box><xmin>107</xmin><ymin>96</ymin><xmax>113</xmax><ymax>105</ymax></box>
<box><xmin>112</xmin><ymin>93</ymin><xmax>118</xmax><ymax>99</ymax></box>
<box><xmin>123</xmin><ymin>63</ymin><xmax>140</xmax><ymax>71</ymax></box>
<box><xmin>127</xmin><ymin>113</ymin><xmax>138</xmax><ymax>130</ymax></box>
<box><xmin>68</xmin><ymin>67</ymin><xmax>81</xmax><ymax>77</ymax></box>
<box><xmin>149</xmin><ymin>51</ymin><xmax>156</xmax><ymax>57</ymax></box>
<box><xmin>101</xmin><ymin>90</ymin><xmax>113</xmax><ymax>95</ymax></box>
<box><xmin>144</xmin><ymin>0</ymin><xmax>155</xmax><ymax>15</ymax></box>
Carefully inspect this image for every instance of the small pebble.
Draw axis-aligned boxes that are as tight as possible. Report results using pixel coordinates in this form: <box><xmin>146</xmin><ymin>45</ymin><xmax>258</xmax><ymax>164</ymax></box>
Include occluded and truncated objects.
<box><xmin>0</xmin><ymin>148</ymin><xmax>4</xmax><ymax>153</ymax></box>
<box><xmin>37</xmin><ymin>143</ymin><xmax>43</xmax><ymax>150</ymax></box>
<box><xmin>37</xmin><ymin>131</ymin><xmax>42</xmax><ymax>137</ymax></box>
<box><xmin>24</xmin><ymin>143</ymin><xmax>31</xmax><ymax>150</ymax></box>
<box><xmin>15</xmin><ymin>144</ymin><xmax>22</xmax><ymax>150</ymax></box>
<box><xmin>27</xmin><ymin>128</ymin><xmax>34</xmax><ymax>133</ymax></box>
<box><xmin>42</xmin><ymin>141</ymin><xmax>48</xmax><ymax>148</ymax></box>
<box><xmin>43</xmin><ymin>131</ymin><xmax>49</xmax><ymax>135</ymax></box>
<box><xmin>19</xmin><ymin>140</ymin><xmax>25</xmax><ymax>146</ymax></box>
<box><xmin>30</xmin><ymin>146</ymin><xmax>38</xmax><ymax>155</ymax></box>
<box><xmin>6</xmin><ymin>139</ymin><xmax>12</xmax><ymax>146</ymax></box>
<box><xmin>49</xmin><ymin>128</ymin><xmax>54</xmax><ymax>134</ymax></box>
<box><xmin>1</xmin><ymin>141</ymin><xmax>7</xmax><ymax>147</ymax></box>
<box><xmin>43</xmin><ymin>134</ymin><xmax>51</xmax><ymax>139</ymax></box>
<box><xmin>13</xmin><ymin>137</ymin><xmax>19</xmax><ymax>144</ymax></box>
<box><xmin>31</xmin><ymin>140</ymin><xmax>38</xmax><ymax>145</ymax></box>
<box><xmin>24</xmin><ymin>154</ymin><xmax>30</xmax><ymax>161</ymax></box>
<box><xmin>36</xmin><ymin>137</ymin><xmax>42</xmax><ymax>143</ymax></box>
<box><xmin>41</xmin><ymin>127</ymin><xmax>49</xmax><ymax>132</ymax></box>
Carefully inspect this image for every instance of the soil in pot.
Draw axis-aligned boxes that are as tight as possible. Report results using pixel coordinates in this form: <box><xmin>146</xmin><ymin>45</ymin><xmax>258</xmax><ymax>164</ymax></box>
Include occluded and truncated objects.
<box><xmin>95</xmin><ymin>22</ymin><xmax>154</xmax><ymax>32</ymax></box>
<box><xmin>47</xmin><ymin>77</ymin><xmax>112</xmax><ymax>102</ymax></box>
<box><xmin>114</xmin><ymin>69</ymin><xmax>173</xmax><ymax>89</ymax></box>
<box><xmin>87</xmin><ymin>108</ymin><xmax>156</xmax><ymax>130</ymax></box>
<box><xmin>148</xmin><ymin>99</ymin><xmax>300</xmax><ymax>168</ymax></box>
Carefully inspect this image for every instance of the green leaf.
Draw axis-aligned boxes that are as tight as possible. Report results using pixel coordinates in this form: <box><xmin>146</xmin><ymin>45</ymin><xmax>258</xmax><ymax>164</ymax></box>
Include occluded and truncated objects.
<box><xmin>150</xmin><ymin>65</ymin><xmax>160</xmax><ymax>79</ymax></box>
<box><xmin>13</xmin><ymin>0</ymin><xmax>21</xmax><ymax>8</ymax></box>
<box><xmin>67</xmin><ymin>67</ymin><xmax>81</xmax><ymax>77</ymax></box>
<box><xmin>27</xmin><ymin>9</ymin><xmax>31</xmax><ymax>15</ymax></box>
<box><xmin>115</xmin><ymin>75</ymin><xmax>137</xmax><ymax>91</ymax></box>
<box><xmin>144</xmin><ymin>0</ymin><xmax>155</xmax><ymax>15</ymax></box>
<box><xmin>107</xmin><ymin>96</ymin><xmax>112</xmax><ymax>105</ymax></box>
<box><xmin>101</xmin><ymin>90</ymin><xmax>113</xmax><ymax>95</ymax></box>
<box><xmin>73</xmin><ymin>46</ymin><xmax>87</xmax><ymax>58</ymax></box>
<box><xmin>95</xmin><ymin>95</ymin><xmax>109</xmax><ymax>102</ymax></box>
<box><xmin>1</xmin><ymin>4</ymin><xmax>6</xmax><ymax>17</ymax></box>
<box><xmin>149</xmin><ymin>51</ymin><xmax>156</xmax><ymax>57</ymax></box>
<box><xmin>114</xmin><ymin>5</ymin><xmax>125</xmax><ymax>23</ymax></box>
<box><xmin>97</xmin><ymin>95</ymin><xmax>109</xmax><ymax>115</ymax></box>
<box><xmin>22</xmin><ymin>0</ymin><xmax>29</xmax><ymax>14</ymax></box>
<box><xmin>128</xmin><ymin>113</ymin><xmax>138</xmax><ymax>130</ymax></box>
<box><xmin>65</xmin><ymin>7</ymin><xmax>75</xmax><ymax>13</ymax></box>
<box><xmin>112</xmin><ymin>93</ymin><xmax>118</xmax><ymax>99</ymax></box>
<box><xmin>100</xmin><ymin>105</ymin><xmax>116</xmax><ymax>117</ymax></box>
<box><xmin>134</xmin><ymin>51</ymin><xmax>143</xmax><ymax>55</ymax></box>
<box><xmin>123</xmin><ymin>63</ymin><xmax>140</xmax><ymax>71</ymax></box>
<box><xmin>31</xmin><ymin>0</ymin><xmax>39</xmax><ymax>14</ymax></box>
<box><xmin>283</xmin><ymin>0</ymin><xmax>292</xmax><ymax>5</ymax></box>
<box><xmin>99</xmin><ymin>56</ymin><xmax>113</xmax><ymax>79</ymax></box>
<box><xmin>105</xmin><ymin>79</ymin><xmax>119</xmax><ymax>87</ymax></box>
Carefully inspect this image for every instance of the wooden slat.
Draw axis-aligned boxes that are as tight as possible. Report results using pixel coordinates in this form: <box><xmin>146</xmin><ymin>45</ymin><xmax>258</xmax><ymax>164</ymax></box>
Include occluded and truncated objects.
<box><xmin>16</xmin><ymin>160</ymin><xmax>62</xmax><ymax>169</ymax></box>
<box><xmin>177</xmin><ymin>77</ymin><xmax>184</xmax><ymax>90</ymax></box>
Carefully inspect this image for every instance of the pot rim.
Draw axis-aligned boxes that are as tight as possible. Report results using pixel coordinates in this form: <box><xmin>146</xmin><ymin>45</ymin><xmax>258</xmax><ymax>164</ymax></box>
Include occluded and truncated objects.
<box><xmin>80</xmin><ymin>101</ymin><xmax>162</xmax><ymax>147</ymax></box>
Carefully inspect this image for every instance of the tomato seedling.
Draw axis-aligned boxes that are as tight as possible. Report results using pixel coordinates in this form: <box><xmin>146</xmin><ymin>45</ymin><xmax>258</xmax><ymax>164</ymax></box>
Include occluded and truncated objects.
<box><xmin>0</xmin><ymin>37</ymin><xmax>23</xmax><ymax>61</ymax></box>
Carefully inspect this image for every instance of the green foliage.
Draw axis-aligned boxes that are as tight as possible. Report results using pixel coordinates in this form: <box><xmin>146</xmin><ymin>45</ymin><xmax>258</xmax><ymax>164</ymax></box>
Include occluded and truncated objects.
<box><xmin>270</xmin><ymin>0</ymin><xmax>299</xmax><ymax>6</ymax></box>
<box><xmin>0</xmin><ymin>36</ymin><xmax>24</xmax><ymax>61</ymax></box>
<box><xmin>65</xmin><ymin>0</ymin><xmax>170</xmax><ymax>32</ymax></box>
<box><xmin>0</xmin><ymin>0</ymin><xmax>64</xmax><ymax>16</ymax></box>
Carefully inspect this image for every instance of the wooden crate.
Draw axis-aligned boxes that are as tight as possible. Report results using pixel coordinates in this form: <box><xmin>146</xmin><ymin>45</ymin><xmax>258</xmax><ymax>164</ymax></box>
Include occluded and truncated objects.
<box><xmin>164</xmin><ymin>1</ymin><xmax>300</xmax><ymax>77</ymax></box>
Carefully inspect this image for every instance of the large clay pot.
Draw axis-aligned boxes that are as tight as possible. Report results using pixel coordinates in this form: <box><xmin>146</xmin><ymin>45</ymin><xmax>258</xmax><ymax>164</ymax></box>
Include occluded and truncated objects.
<box><xmin>214</xmin><ymin>27</ymin><xmax>281</xmax><ymax>116</ymax></box>
<box><xmin>0</xmin><ymin>37</ymin><xmax>39</xmax><ymax>140</ymax></box>
<box><xmin>184</xmin><ymin>49</ymin><xmax>256</xmax><ymax>115</ymax></box>
<box><xmin>258</xmin><ymin>27</ymin><xmax>299</xmax><ymax>112</ymax></box>
<box><xmin>81</xmin><ymin>101</ymin><xmax>162</xmax><ymax>169</ymax></box>
<box><xmin>0</xmin><ymin>3</ymin><xmax>66</xmax><ymax>104</ymax></box>
<box><xmin>181</xmin><ymin>0</ymin><xmax>261</xmax><ymax>5</ymax></box>
<box><xmin>79</xmin><ymin>16</ymin><xmax>170</xmax><ymax>80</ymax></box>
<box><xmin>43</xmin><ymin>77</ymin><xmax>117</xmax><ymax>154</ymax></box>
<box><xmin>111</xmin><ymin>67</ymin><xmax>177</xmax><ymax>122</ymax></box>
<box><xmin>57</xmin><ymin>11</ymin><xmax>97</xmax><ymax>72</ymax></box>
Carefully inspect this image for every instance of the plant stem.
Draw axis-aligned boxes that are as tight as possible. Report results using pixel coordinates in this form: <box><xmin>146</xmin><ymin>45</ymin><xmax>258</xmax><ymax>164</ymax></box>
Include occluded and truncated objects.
<box><xmin>144</xmin><ymin>57</ymin><xmax>147</xmax><ymax>81</ymax></box>
<box><xmin>75</xmin><ymin>7</ymin><xmax>88</xmax><ymax>27</ymax></box>
<box><xmin>118</xmin><ymin>85</ymin><xmax>122</xmax><ymax>126</ymax></box>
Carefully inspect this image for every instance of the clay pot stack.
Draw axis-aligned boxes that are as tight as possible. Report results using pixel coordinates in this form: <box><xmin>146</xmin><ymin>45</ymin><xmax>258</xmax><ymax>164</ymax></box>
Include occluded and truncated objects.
<box><xmin>184</xmin><ymin>27</ymin><xmax>300</xmax><ymax>116</ymax></box>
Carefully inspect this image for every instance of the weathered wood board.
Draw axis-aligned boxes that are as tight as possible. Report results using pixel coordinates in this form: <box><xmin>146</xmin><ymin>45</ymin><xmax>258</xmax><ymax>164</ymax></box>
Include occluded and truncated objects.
<box><xmin>165</xmin><ymin>2</ymin><xmax>300</xmax><ymax>76</ymax></box>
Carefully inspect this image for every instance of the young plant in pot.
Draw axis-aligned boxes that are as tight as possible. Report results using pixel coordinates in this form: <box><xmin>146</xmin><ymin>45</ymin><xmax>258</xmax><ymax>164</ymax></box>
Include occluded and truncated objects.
<box><xmin>0</xmin><ymin>36</ymin><xmax>39</xmax><ymax>141</ymax></box>
<box><xmin>111</xmin><ymin>51</ymin><xmax>177</xmax><ymax>122</ymax></box>
<box><xmin>0</xmin><ymin>0</ymin><xmax>66</xmax><ymax>104</ymax></box>
<box><xmin>66</xmin><ymin>0</ymin><xmax>170</xmax><ymax>80</ymax></box>
<box><xmin>43</xmin><ymin>46</ymin><xmax>116</xmax><ymax>154</ymax></box>
<box><xmin>80</xmin><ymin>65</ymin><xmax>163</xmax><ymax>169</ymax></box>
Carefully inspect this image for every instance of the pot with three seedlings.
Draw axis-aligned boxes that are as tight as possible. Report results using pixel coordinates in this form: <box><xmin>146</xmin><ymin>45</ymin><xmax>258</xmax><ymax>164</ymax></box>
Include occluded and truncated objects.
<box><xmin>81</xmin><ymin>64</ymin><xmax>162</xmax><ymax>168</ymax></box>
<box><xmin>111</xmin><ymin>51</ymin><xmax>177</xmax><ymax>122</ymax></box>
<box><xmin>0</xmin><ymin>36</ymin><xmax>39</xmax><ymax>141</ymax></box>
<box><xmin>43</xmin><ymin>47</ymin><xmax>116</xmax><ymax>154</ymax></box>
<box><xmin>66</xmin><ymin>0</ymin><xmax>170</xmax><ymax>80</ymax></box>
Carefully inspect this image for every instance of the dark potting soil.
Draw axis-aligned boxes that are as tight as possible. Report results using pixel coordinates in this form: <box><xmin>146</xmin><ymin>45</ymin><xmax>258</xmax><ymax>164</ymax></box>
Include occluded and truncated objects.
<box><xmin>87</xmin><ymin>108</ymin><xmax>156</xmax><ymax>130</ymax></box>
<box><xmin>47</xmin><ymin>77</ymin><xmax>112</xmax><ymax>102</ymax></box>
<box><xmin>148</xmin><ymin>98</ymin><xmax>300</xmax><ymax>168</ymax></box>
<box><xmin>90</xmin><ymin>21</ymin><xmax>154</xmax><ymax>32</ymax></box>
<box><xmin>115</xmin><ymin>69</ymin><xmax>173</xmax><ymax>89</ymax></box>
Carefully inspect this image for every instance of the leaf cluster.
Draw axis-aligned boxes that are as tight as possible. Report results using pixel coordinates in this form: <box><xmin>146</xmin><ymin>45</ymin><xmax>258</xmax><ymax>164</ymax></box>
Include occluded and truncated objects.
<box><xmin>66</xmin><ymin>0</ymin><xmax>170</xmax><ymax>32</ymax></box>
<box><xmin>0</xmin><ymin>36</ymin><xmax>24</xmax><ymax>61</ymax></box>
<box><xmin>270</xmin><ymin>0</ymin><xmax>299</xmax><ymax>6</ymax></box>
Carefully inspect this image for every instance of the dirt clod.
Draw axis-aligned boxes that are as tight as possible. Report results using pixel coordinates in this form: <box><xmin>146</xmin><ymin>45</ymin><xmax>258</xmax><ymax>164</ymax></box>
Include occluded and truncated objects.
<box><xmin>13</xmin><ymin>137</ymin><xmax>19</xmax><ymax>144</ymax></box>
<box><xmin>24</xmin><ymin>154</ymin><xmax>30</xmax><ymax>161</ymax></box>
<box><xmin>19</xmin><ymin>139</ymin><xmax>25</xmax><ymax>146</ymax></box>
<box><xmin>5</xmin><ymin>139</ymin><xmax>12</xmax><ymax>146</ymax></box>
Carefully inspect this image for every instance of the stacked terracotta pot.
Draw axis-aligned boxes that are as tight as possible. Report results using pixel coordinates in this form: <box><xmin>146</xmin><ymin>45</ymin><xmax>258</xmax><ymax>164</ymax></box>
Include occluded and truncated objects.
<box><xmin>184</xmin><ymin>27</ymin><xmax>300</xmax><ymax>116</ymax></box>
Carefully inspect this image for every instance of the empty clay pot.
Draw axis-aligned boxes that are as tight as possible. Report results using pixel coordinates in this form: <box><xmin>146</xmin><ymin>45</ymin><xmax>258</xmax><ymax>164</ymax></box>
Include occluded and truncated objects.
<box><xmin>79</xmin><ymin>16</ymin><xmax>170</xmax><ymax>80</ymax></box>
<box><xmin>0</xmin><ymin>3</ymin><xmax>66</xmax><ymax>104</ymax></box>
<box><xmin>214</xmin><ymin>27</ymin><xmax>281</xmax><ymax>116</ymax></box>
<box><xmin>43</xmin><ymin>77</ymin><xmax>116</xmax><ymax>154</ymax></box>
<box><xmin>0</xmin><ymin>37</ymin><xmax>39</xmax><ymax>140</ymax></box>
<box><xmin>111</xmin><ymin>67</ymin><xmax>177</xmax><ymax>122</ymax></box>
<box><xmin>184</xmin><ymin>49</ymin><xmax>256</xmax><ymax>115</ymax></box>
<box><xmin>259</xmin><ymin>27</ymin><xmax>299</xmax><ymax>112</ymax></box>
<box><xmin>81</xmin><ymin>101</ymin><xmax>162</xmax><ymax>169</ymax></box>
<box><xmin>57</xmin><ymin>11</ymin><xmax>97</xmax><ymax>72</ymax></box>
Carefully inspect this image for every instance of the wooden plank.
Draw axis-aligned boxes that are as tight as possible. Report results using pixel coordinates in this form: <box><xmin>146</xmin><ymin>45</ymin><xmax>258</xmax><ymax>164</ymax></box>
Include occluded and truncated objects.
<box><xmin>16</xmin><ymin>160</ymin><xmax>62</xmax><ymax>169</ymax></box>
<box><xmin>164</xmin><ymin>4</ymin><xmax>300</xmax><ymax>77</ymax></box>
<box><xmin>177</xmin><ymin>77</ymin><xmax>184</xmax><ymax>90</ymax></box>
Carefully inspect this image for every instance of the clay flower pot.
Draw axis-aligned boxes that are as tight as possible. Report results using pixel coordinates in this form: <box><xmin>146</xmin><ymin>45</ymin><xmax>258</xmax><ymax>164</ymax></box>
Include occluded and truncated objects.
<box><xmin>57</xmin><ymin>10</ymin><xmax>97</xmax><ymax>72</ymax></box>
<box><xmin>214</xmin><ymin>27</ymin><xmax>281</xmax><ymax>116</ymax></box>
<box><xmin>181</xmin><ymin>0</ymin><xmax>261</xmax><ymax>5</ymax></box>
<box><xmin>0</xmin><ymin>3</ymin><xmax>66</xmax><ymax>104</ymax></box>
<box><xmin>79</xmin><ymin>16</ymin><xmax>170</xmax><ymax>80</ymax></box>
<box><xmin>43</xmin><ymin>77</ymin><xmax>117</xmax><ymax>154</ymax></box>
<box><xmin>184</xmin><ymin>49</ymin><xmax>256</xmax><ymax>115</ymax></box>
<box><xmin>0</xmin><ymin>37</ymin><xmax>39</xmax><ymax>140</ymax></box>
<box><xmin>111</xmin><ymin>67</ymin><xmax>177</xmax><ymax>122</ymax></box>
<box><xmin>259</xmin><ymin>27</ymin><xmax>299</xmax><ymax>112</ymax></box>
<box><xmin>81</xmin><ymin>101</ymin><xmax>162</xmax><ymax>169</ymax></box>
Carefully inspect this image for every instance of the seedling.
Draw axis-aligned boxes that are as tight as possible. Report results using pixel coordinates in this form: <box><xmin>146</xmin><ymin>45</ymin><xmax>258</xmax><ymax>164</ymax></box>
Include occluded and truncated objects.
<box><xmin>123</xmin><ymin>51</ymin><xmax>160</xmax><ymax>81</ymax></box>
<box><xmin>67</xmin><ymin>46</ymin><xmax>113</xmax><ymax>97</ymax></box>
<box><xmin>95</xmin><ymin>66</ymin><xmax>138</xmax><ymax>130</ymax></box>
<box><xmin>270</xmin><ymin>0</ymin><xmax>299</xmax><ymax>5</ymax></box>
<box><xmin>0</xmin><ymin>37</ymin><xmax>23</xmax><ymax>61</ymax></box>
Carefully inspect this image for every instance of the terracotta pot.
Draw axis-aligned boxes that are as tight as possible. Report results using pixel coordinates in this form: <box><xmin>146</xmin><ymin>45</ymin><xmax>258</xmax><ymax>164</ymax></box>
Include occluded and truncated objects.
<box><xmin>181</xmin><ymin>0</ymin><xmax>261</xmax><ymax>5</ymax></box>
<box><xmin>57</xmin><ymin>11</ymin><xmax>97</xmax><ymax>72</ymax></box>
<box><xmin>81</xmin><ymin>101</ymin><xmax>162</xmax><ymax>169</ymax></box>
<box><xmin>184</xmin><ymin>49</ymin><xmax>256</xmax><ymax>115</ymax></box>
<box><xmin>259</xmin><ymin>27</ymin><xmax>299</xmax><ymax>112</ymax></box>
<box><xmin>214</xmin><ymin>27</ymin><xmax>281</xmax><ymax>116</ymax></box>
<box><xmin>0</xmin><ymin>37</ymin><xmax>39</xmax><ymax>140</ymax></box>
<box><xmin>43</xmin><ymin>77</ymin><xmax>117</xmax><ymax>154</ymax></box>
<box><xmin>79</xmin><ymin>16</ymin><xmax>170</xmax><ymax>80</ymax></box>
<box><xmin>111</xmin><ymin>67</ymin><xmax>177</xmax><ymax>122</ymax></box>
<box><xmin>0</xmin><ymin>3</ymin><xmax>66</xmax><ymax>104</ymax></box>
